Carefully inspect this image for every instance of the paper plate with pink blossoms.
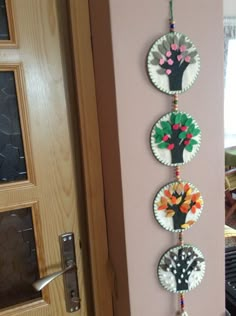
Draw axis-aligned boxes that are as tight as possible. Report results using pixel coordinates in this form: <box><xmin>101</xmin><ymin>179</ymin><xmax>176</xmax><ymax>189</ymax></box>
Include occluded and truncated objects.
<box><xmin>153</xmin><ymin>181</ymin><xmax>204</xmax><ymax>232</ymax></box>
<box><xmin>150</xmin><ymin>111</ymin><xmax>201</xmax><ymax>166</ymax></box>
<box><xmin>146</xmin><ymin>32</ymin><xmax>200</xmax><ymax>94</ymax></box>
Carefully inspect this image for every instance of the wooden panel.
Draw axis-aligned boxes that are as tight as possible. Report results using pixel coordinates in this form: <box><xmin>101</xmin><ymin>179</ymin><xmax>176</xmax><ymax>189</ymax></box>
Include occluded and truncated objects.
<box><xmin>0</xmin><ymin>1</ymin><xmax>90</xmax><ymax>315</ymax></box>
<box><xmin>0</xmin><ymin>0</ymin><xmax>17</xmax><ymax>47</ymax></box>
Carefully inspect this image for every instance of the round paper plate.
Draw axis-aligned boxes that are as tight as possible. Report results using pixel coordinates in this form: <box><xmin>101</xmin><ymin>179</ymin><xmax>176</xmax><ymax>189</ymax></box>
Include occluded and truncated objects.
<box><xmin>153</xmin><ymin>181</ymin><xmax>204</xmax><ymax>232</ymax></box>
<box><xmin>146</xmin><ymin>32</ymin><xmax>200</xmax><ymax>94</ymax></box>
<box><xmin>150</xmin><ymin>111</ymin><xmax>201</xmax><ymax>166</ymax></box>
<box><xmin>158</xmin><ymin>245</ymin><xmax>206</xmax><ymax>293</ymax></box>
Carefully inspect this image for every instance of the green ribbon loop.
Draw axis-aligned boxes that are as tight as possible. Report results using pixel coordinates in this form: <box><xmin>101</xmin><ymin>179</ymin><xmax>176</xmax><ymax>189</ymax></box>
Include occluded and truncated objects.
<box><xmin>169</xmin><ymin>0</ymin><xmax>174</xmax><ymax>21</ymax></box>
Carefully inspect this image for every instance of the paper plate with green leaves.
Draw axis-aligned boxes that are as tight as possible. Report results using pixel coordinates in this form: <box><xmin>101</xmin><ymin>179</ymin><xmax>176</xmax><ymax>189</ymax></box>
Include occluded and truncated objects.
<box><xmin>158</xmin><ymin>245</ymin><xmax>206</xmax><ymax>293</ymax></box>
<box><xmin>146</xmin><ymin>32</ymin><xmax>200</xmax><ymax>94</ymax></box>
<box><xmin>150</xmin><ymin>111</ymin><xmax>201</xmax><ymax>166</ymax></box>
<box><xmin>153</xmin><ymin>181</ymin><xmax>204</xmax><ymax>232</ymax></box>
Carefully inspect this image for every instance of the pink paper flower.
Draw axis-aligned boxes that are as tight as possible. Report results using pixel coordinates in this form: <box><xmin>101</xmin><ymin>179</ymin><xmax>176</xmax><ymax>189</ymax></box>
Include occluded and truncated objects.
<box><xmin>177</xmin><ymin>54</ymin><xmax>183</xmax><ymax>62</ymax></box>
<box><xmin>185</xmin><ymin>56</ymin><xmax>191</xmax><ymax>63</ymax></box>
<box><xmin>171</xmin><ymin>43</ymin><xmax>178</xmax><ymax>51</ymax></box>
<box><xmin>162</xmin><ymin>135</ymin><xmax>169</xmax><ymax>141</ymax></box>
<box><xmin>172</xmin><ymin>124</ymin><xmax>179</xmax><ymax>130</ymax></box>
<box><xmin>159</xmin><ymin>58</ymin><xmax>165</xmax><ymax>65</ymax></box>
<box><xmin>167</xmin><ymin>58</ymin><xmax>174</xmax><ymax>65</ymax></box>
<box><xmin>166</xmin><ymin>51</ymin><xmax>172</xmax><ymax>58</ymax></box>
<box><xmin>168</xmin><ymin>143</ymin><xmax>175</xmax><ymax>150</ymax></box>
<box><xmin>166</xmin><ymin>69</ymin><xmax>172</xmax><ymax>75</ymax></box>
<box><xmin>180</xmin><ymin>45</ymin><xmax>187</xmax><ymax>52</ymax></box>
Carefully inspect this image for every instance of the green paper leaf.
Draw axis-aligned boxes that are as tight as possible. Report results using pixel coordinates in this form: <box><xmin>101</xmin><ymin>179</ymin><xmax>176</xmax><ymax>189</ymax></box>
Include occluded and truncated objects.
<box><xmin>181</xmin><ymin>114</ymin><xmax>188</xmax><ymax>125</ymax></box>
<box><xmin>158</xmin><ymin>142</ymin><xmax>169</xmax><ymax>149</ymax></box>
<box><xmin>158</xmin><ymin>44</ymin><xmax>166</xmax><ymax>55</ymax></box>
<box><xmin>175</xmin><ymin>113</ymin><xmax>182</xmax><ymax>124</ymax></box>
<box><xmin>154</xmin><ymin>135</ymin><xmax>163</xmax><ymax>143</ymax></box>
<box><xmin>170</xmin><ymin>112</ymin><xmax>176</xmax><ymax>124</ymax></box>
<box><xmin>185</xmin><ymin>42</ymin><xmax>192</xmax><ymax>49</ymax></box>
<box><xmin>173</xmin><ymin>35</ymin><xmax>179</xmax><ymax>45</ymax></box>
<box><xmin>152</xmin><ymin>51</ymin><xmax>163</xmax><ymax>60</ymax></box>
<box><xmin>167</xmin><ymin>33</ymin><xmax>174</xmax><ymax>45</ymax></box>
<box><xmin>157</xmin><ymin>68</ymin><xmax>166</xmax><ymax>75</ymax></box>
<box><xmin>192</xmin><ymin>128</ymin><xmax>200</xmax><ymax>136</ymax></box>
<box><xmin>151</xmin><ymin>59</ymin><xmax>159</xmax><ymax>65</ymax></box>
<box><xmin>178</xmin><ymin>131</ymin><xmax>187</xmax><ymax>139</ymax></box>
<box><xmin>181</xmin><ymin>51</ymin><xmax>189</xmax><ymax>59</ymax></box>
<box><xmin>185</xmin><ymin>144</ymin><xmax>193</xmax><ymax>152</ymax></box>
<box><xmin>163</xmin><ymin>40</ymin><xmax>170</xmax><ymax>51</ymax></box>
<box><xmin>164</xmin><ymin>128</ymin><xmax>172</xmax><ymax>136</ymax></box>
<box><xmin>179</xmin><ymin>34</ymin><xmax>185</xmax><ymax>46</ymax></box>
<box><xmin>155</xmin><ymin>127</ymin><xmax>164</xmax><ymax>136</ymax></box>
<box><xmin>161</xmin><ymin>121</ymin><xmax>171</xmax><ymax>133</ymax></box>
<box><xmin>185</xmin><ymin>118</ymin><xmax>193</xmax><ymax>126</ymax></box>
<box><xmin>190</xmin><ymin>139</ymin><xmax>198</xmax><ymax>145</ymax></box>
<box><xmin>190</xmin><ymin>59</ymin><xmax>196</xmax><ymax>64</ymax></box>
<box><xmin>189</xmin><ymin>50</ymin><xmax>198</xmax><ymax>58</ymax></box>
<box><xmin>188</xmin><ymin>123</ymin><xmax>195</xmax><ymax>133</ymax></box>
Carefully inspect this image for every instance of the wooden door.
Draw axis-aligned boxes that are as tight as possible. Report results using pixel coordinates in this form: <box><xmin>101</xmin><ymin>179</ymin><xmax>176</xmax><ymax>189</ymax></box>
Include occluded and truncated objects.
<box><xmin>0</xmin><ymin>0</ymin><xmax>113</xmax><ymax>315</ymax></box>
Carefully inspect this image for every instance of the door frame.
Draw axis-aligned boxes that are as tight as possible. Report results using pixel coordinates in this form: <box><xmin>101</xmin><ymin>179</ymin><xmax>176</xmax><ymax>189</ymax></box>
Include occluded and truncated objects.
<box><xmin>67</xmin><ymin>1</ymin><xmax>113</xmax><ymax>316</ymax></box>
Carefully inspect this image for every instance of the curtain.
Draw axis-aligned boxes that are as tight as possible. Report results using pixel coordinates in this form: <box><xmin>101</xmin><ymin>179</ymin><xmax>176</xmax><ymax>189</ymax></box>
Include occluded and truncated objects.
<box><xmin>224</xmin><ymin>17</ymin><xmax>236</xmax><ymax>80</ymax></box>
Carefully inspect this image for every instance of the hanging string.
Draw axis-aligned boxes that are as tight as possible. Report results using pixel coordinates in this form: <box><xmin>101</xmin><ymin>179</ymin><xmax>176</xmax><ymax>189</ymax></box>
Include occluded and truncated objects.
<box><xmin>173</xmin><ymin>94</ymin><xmax>178</xmax><ymax>111</ymax></box>
<box><xmin>175</xmin><ymin>166</ymin><xmax>181</xmax><ymax>181</ymax></box>
<box><xmin>169</xmin><ymin>3</ymin><xmax>187</xmax><ymax>316</ymax></box>
<box><xmin>169</xmin><ymin>0</ymin><xmax>175</xmax><ymax>32</ymax></box>
<box><xmin>173</xmin><ymin>94</ymin><xmax>181</xmax><ymax>182</ymax></box>
<box><xmin>178</xmin><ymin>231</ymin><xmax>183</xmax><ymax>246</ymax></box>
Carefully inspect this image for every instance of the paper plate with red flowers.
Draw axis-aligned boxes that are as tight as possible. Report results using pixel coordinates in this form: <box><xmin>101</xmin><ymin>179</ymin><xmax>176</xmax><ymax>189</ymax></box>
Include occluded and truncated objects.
<box><xmin>158</xmin><ymin>244</ymin><xmax>206</xmax><ymax>293</ymax></box>
<box><xmin>146</xmin><ymin>32</ymin><xmax>200</xmax><ymax>94</ymax></box>
<box><xmin>153</xmin><ymin>181</ymin><xmax>204</xmax><ymax>232</ymax></box>
<box><xmin>150</xmin><ymin>111</ymin><xmax>201</xmax><ymax>166</ymax></box>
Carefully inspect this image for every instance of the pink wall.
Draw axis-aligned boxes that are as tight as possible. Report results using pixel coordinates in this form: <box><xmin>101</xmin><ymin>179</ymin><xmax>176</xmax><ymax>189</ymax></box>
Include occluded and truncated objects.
<box><xmin>90</xmin><ymin>0</ymin><xmax>225</xmax><ymax>315</ymax></box>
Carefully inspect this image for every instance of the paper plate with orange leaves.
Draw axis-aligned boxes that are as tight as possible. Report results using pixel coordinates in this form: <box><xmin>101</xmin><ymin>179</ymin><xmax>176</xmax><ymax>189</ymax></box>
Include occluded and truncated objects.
<box><xmin>153</xmin><ymin>181</ymin><xmax>204</xmax><ymax>232</ymax></box>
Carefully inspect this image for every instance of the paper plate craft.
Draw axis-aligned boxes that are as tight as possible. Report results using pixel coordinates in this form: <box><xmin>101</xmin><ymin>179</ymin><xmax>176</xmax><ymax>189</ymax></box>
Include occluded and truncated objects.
<box><xmin>146</xmin><ymin>1</ymin><xmax>204</xmax><ymax>314</ymax></box>
<box><xmin>153</xmin><ymin>181</ymin><xmax>204</xmax><ymax>232</ymax></box>
<box><xmin>146</xmin><ymin>32</ymin><xmax>200</xmax><ymax>94</ymax></box>
<box><xmin>150</xmin><ymin>111</ymin><xmax>201</xmax><ymax>166</ymax></box>
<box><xmin>158</xmin><ymin>245</ymin><xmax>205</xmax><ymax>293</ymax></box>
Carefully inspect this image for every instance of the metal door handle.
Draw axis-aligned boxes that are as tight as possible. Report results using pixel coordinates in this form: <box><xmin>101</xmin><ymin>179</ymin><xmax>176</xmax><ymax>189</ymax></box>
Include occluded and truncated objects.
<box><xmin>32</xmin><ymin>233</ymin><xmax>81</xmax><ymax>313</ymax></box>
<box><xmin>32</xmin><ymin>261</ymin><xmax>76</xmax><ymax>291</ymax></box>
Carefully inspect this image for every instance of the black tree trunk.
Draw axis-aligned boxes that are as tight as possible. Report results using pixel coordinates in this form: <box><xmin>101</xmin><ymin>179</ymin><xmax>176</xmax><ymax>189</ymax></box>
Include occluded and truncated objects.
<box><xmin>172</xmin><ymin>208</ymin><xmax>187</xmax><ymax>230</ymax></box>
<box><xmin>168</xmin><ymin>71</ymin><xmax>184</xmax><ymax>91</ymax></box>
<box><xmin>170</xmin><ymin>129</ymin><xmax>185</xmax><ymax>164</ymax></box>
<box><xmin>171</xmin><ymin>145</ymin><xmax>185</xmax><ymax>164</ymax></box>
<box><xmin>175</xmin><ymin>276</ymin><xmax>189</xmax><ymax>291</ymax></box>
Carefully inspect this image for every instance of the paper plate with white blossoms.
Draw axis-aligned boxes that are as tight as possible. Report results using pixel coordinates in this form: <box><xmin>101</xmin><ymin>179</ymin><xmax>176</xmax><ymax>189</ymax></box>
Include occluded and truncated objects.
<box><xmin>158</xmin><ymin>245</ymin><xmax>205</xmax><ymax>293</ymax></box>
<box><xmin>146</xmin><ymin>32</ymin><xmax>200</xmax><ymax>94</ymax></box>
<box><xmin>150</xmin><ymin>111</ymin><xmax>201</xmax><ymax>166</ymax></box>
<box><xmin>153</xmin><ymin>181</ymin><xmax>204</xmax><ymax>232</ymax></box>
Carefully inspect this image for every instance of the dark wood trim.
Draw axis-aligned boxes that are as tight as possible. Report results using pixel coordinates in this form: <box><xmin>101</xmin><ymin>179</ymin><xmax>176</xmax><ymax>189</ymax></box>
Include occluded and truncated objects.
<box><xmin>67</xmin><ymin>1</ymin><xmax>113</xmax><ymax>315</ymax></box>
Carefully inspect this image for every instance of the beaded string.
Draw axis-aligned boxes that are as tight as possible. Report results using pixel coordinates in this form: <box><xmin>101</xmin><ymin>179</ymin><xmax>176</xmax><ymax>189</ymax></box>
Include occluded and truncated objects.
<box><xmin>180</xmin><ymin>293</ymin><xmax>185</xmax><ymax>314</ymax></box>
<box><xmin>169</xmin><ymin>2</ymin><xmax>187</xmax><ymax>315</ymax></box>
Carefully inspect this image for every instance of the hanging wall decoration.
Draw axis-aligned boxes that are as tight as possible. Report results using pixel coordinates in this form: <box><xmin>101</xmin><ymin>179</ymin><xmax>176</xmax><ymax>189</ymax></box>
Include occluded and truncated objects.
<box><xmin>147</xmin><ymin>1</ymin><xmax>205</xmax><ymax>315</ymax></box>
<box><xmin>158</xmin><ymin>245</ymin><xmax>206</xmax><ymax>293</ymax></box>
<box><xmin>153</xmin><ymin>181</ymin><xmax>204</xmax><ymax>232</ymax></box>
<box><xmin>150</xmin><ymin>111</ymin><xmax>201</xmax><ymax>166</ymax></box>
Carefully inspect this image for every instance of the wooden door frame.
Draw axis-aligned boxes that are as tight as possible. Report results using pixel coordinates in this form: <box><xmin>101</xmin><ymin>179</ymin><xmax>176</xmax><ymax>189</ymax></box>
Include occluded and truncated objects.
<box><xmin>67</xmin><ymin>1</ymin><xmax>113</xmax><ymax>316</ymax></box>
